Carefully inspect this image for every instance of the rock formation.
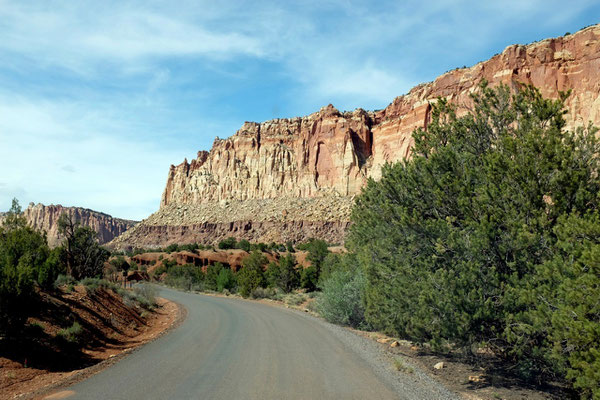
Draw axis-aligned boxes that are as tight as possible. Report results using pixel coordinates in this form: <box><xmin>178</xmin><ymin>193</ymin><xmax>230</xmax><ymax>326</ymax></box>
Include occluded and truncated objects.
<box><xmin>112</xmin><ymin>24</ymin><xmax>600</xmax><ymax>249</ymax></box>
<box><xmin>0</xmin><ymin>203</ymin><xmax>138</xmax><ymax>247</ymax></box>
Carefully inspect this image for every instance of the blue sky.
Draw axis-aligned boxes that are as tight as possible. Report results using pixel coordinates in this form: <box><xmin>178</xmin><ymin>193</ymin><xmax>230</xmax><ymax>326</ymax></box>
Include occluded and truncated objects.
<box><xmin>1</xmin><ymin>0</ymin><xmax>599</xmax><ymax>220</ymax></box>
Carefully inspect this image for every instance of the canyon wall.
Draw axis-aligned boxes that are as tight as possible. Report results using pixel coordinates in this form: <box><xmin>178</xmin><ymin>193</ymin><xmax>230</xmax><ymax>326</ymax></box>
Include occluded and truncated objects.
<box><xmin>111</xmin><ymin>24</ymin><xmax>600</xmax><ymax>249</ymax></box>
<box><xmin>1</xmin><ymin>203</ymin><xmax>138</xmax><ymax>247</ymax></box>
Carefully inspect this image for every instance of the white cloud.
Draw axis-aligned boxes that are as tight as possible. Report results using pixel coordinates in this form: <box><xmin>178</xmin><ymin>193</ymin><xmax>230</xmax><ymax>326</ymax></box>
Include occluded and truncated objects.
<box><xmin>0</xmin><ymin>94</ymin><xmax>183</xmax><ymax>219</ymax></box>
<box><xmin>0</xmin><ymin>1</ymin><xmax>264</xmax><ymax>75</ymax></box>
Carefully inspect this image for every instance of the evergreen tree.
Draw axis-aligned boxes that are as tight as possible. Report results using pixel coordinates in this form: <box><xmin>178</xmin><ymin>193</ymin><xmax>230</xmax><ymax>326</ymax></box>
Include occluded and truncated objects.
<box><xmin>237</xmin><ymin>251</ymin><xmax>267</xmax><ymax>297</ymax></box>
<box><xmin>58</xmin><ymin>213</ymin><xmax>109</xmax><ymax>280</ymax></box>
<box><xmin>0</xmin><ymin>199</ymin><xmax>55</xmax><ymax>332</ymax></box>
<box><xmin>348</xmin><ymin>82</ymin><xmax>600</xmax><ymax>393</ymax></box>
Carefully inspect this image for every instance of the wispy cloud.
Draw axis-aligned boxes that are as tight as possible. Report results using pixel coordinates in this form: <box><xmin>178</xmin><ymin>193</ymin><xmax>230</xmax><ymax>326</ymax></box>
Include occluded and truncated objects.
<box><xmin>0</xmin><ymin>93</ymin><xmax>184</xmax><ymax>219</ymax></box>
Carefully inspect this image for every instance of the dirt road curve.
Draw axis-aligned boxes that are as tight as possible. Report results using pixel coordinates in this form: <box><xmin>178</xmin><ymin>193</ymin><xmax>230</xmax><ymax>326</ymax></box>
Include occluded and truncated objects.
<box><xmin>60</xmin><ymin>287</ymin><xmax>457</xmax><ymax>400</ymax></box>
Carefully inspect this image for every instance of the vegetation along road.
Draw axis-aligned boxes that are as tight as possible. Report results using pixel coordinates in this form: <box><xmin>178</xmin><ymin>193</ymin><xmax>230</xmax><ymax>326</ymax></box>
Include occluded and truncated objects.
<box><xmin>61</xmin><ymin>287</ymin><xmax>456</xmax><ymax>399</ymax></box>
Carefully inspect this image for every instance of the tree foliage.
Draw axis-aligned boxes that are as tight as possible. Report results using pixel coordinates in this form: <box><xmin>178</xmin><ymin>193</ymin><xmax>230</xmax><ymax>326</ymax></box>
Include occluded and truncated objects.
<box><xmin>267</xmin><ymin>254</ymin><xmax>299</xmax><ymax>293</ymax></box>
<box><xmin>216</xmin><ymin>267</ymin><xmax>236</xmax><ymax>292</ymax></box>
<box><xmin>58</xmin><ymin>213</ymin><xmax>109</xmax><ymax>280</ymax></box>
<box><xmin>347</xmin><ymin>82</ymin><xmax>600</xmax><ymax>395</ymax></box>
<box><xmin>298</xmin><ymin>238</ymin><xmax>330</xmax><ymax>283</ymax></box>
<box><xmin>218</xmin><ymin>237</ymin><xmax>237</xmax><ymax>250</ymax></box>
<box><xmin>237</xmin><ymin>251</ymin><xmax>267</xmax><ymax>297</ymax></box>
<box><xmin>0</xmin><ymin>199</ymin><xmax>63</xmax><ymax>332</ymax></box>
<box><xmin>317</xmin><ymin>253</ymin><xmax>366</xmax><ymax>328</ymax></box>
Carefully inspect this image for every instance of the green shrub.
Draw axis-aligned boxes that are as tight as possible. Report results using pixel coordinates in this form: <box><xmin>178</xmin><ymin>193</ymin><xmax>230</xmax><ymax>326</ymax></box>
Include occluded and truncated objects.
<box><xmin>507</xmin><ymin>213</ymin><xmax>600</xmax><ymax>397</ymax></box>
<box><xmin>38</xmin><ymin>247</ymin><xmax>66</xmax><ymax>289</ymax></box>
<box><xmin>238</xmin><ymin>251</ymin><xmax>267</xmax><ymax>297</ymax></box>
<box><xmin>316</xmin><ymin>269</ymin><xmax>366</xmax><ymax>328</ymax></box>
<box><xmin>129</xmin><ymin>260</ymin><xmax>139</xmax><ymax>271</ymax></box>
<box><xmin>300</xmin><ymin>266</ymin><xmax>318</xmax><ymax>292</ymax></box>
<box><xmin>238</xmin><ymin>239</ymin><xmax>251</xmax><ymax>252</ymax></box>
<box><xmin>133</xmin><ymin>284</ymin><xmax>158</xmax><ymax>308</ymax></box>
<box><xmin>319</xmin><ymin>252</ymin><xmax>357</xmax><ymax>285</ymax></box>
<box><xmin>205</xmin><ymin>262</ymin><xmax>224</xmax><ymax>291</ymax></box>
<box><xmin>163</xmin><ymin>264</ymin><xmax>204</xmax><ymax>291</ymax></box>
<box><xmin>251</xmin><ymin>286</ymin><xmax>279</xmax><ymax>299</ymax></box>
<box><xmin>218</xmin><ymin>237</ymin><xmax>237</xmax><ymax>250</ymax></box>
<box><xmin>165</xmin><ymin>243</ymin><xmax>180</xmax><ymax>253</ymax></box>
<box><xmin>0</xmin><ymin>199</ymin><xmax>52</xmax><ymax>333</ymax></box>
<box><xmin>273</xmin><ymin>254</ymin><xmax>300</xmax><ymax>293</ymax></box>
<box><xmin>284</xmin><ymin>292</ymin><xmax>307</xmax><ymax>306</ymax></box>
<box><xmin>266</xmin><ymin>261</ymin><xmax>280</xmax><ymax>288</ymax></box>
<box><xmin>81</xmin><ymin>277</ymin><xmax>119</xmax><ymax>294</ymax></box>
<box><xmin>216</xmin><ymin>267</ymin><xmax>236</xmax><ymax>292</ymax></box>
<box><xmin>297</xmin><ymin>238</ymin><xmax>329</xmax><ymax>282</ymax></box>
<box><xmin>250</xmin><ymin>242</ymin><xmax>268</xmax><ymax>252</ymax></box>
<box><xmin>57</xmin><ymin>321</ymin><xmax>83</xmax><ymax>343</ymax></box>
<box><xmin>180</xmin><ymin>243</ymin><xmax>199</xmax><ymax>252</ymax></box>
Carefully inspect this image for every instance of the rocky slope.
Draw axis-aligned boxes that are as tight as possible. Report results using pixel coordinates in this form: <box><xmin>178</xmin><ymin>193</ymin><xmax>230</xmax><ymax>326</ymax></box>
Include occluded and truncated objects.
<box><xmin>1</xmin><ymin>203</ymin><xmax>138</xmax><ymax>247</ymax></box>
<box><xmin>112</xmin><ymin>24</ymin><xmax>600</xmax><ymax>249</ymax></box>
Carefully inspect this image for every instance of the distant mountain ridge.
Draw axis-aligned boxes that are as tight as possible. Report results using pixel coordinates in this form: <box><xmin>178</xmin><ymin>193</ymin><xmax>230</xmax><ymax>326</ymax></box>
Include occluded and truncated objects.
<box><xmin>0</xmin><ymin>203</ymin><xmax>137</xmax><ymax>247</ymax></box>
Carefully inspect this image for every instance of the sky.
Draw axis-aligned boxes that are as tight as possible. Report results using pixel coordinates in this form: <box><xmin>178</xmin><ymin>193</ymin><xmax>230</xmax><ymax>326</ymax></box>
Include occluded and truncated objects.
<box><xmin>1</xmin><ymin>0</ymin><xmax>599</xmax><ymax>220</ymax></box>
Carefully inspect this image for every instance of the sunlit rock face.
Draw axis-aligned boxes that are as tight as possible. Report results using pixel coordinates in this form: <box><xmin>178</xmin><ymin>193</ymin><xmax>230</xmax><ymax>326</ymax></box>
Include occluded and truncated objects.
<box><xmin>113</xmin><ymin>25</ymin><xmax>600</xmax><ymax>249</ymax></box>
<box><xmin>8</xmin><ymin>203</ymin><xmax>138</xmax><ymax>247</ymax></box>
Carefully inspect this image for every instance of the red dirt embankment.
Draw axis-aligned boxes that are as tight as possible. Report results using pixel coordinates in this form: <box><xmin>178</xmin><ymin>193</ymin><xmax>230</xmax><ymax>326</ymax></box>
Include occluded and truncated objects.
<box><xmin>0</xmin><ymin>285</ymin><xmax>180</xmax><ymax>400</ymax></box>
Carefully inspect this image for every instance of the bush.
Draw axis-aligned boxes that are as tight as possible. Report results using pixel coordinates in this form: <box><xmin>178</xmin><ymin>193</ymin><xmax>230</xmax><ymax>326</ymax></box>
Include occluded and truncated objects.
<box><xmin>284</xmin><ymin>292</ymin><xmax>307</xmax><ymax>306</ymax></box>
<box><xmin>0</xmin><ymin>199</ymin><xmax>52</xmax><ymax>333</ymax></box>
<box><xmin>507</xmin><ymin>213</ymin><xmax>600</xmax><ymax>397</ymax></box>
<box><xmin>180</xmin><ymin>243</ymin><xmax>199</xmax><ymax>252</ymax></box>
<box><xmin>205</xmin><ymin>262</ymin><xmax>224</xmax><ymax>291</ymax></box>
<box><xmin>165</xmin><ymin>243</ymin><xmax>180</xmax><ymax>253</ymax></box>
<box><xmin>300</xmin><ymin>266</ymin><xmax>318</xmax><ymax>292</ymax></box>
<box><xmin>110</xmin><ymin>255</ymin><xmax>129</xmax><ymax>272</ymax></box>
<box><xmin>216</xmin><ymin>267</ymin><xmax>236</xmax><ymax>292</ymax></box>
<box><xmin>250</xmin><ymin>242</ymin><xmax>268</xmax><ymax>252</ymax></box>
<box><xmin>250</xmin><ymin>286</ymin><xmax>279</xmax><ymax>299</ymax></box>
<box><xmin>57</xmin><ymin>321</ymin><xmax>83</xmax><ymax>343</ymax></box>
<box><xmin>269</xmin><ymin>254</ymin><xmax>300</xmax><ymax>293</ymax></box>
<box><xmin>38</xmin><ymin>247</ymin><xmax>66</xmax><ymax>289</ymax></box>
<box><xmin>54</xmin><ymin>274</ymin><xmax>75</xmax><ymax>289</ymax></box>
<box><xmin>163</xmin><ymin>264</ymin><xmax>204</xmax><ymax>291</ymax></box>
<box><xmin>298</xmin><ymin>238</ymin><xmax>329</xmax><ymax>281</ymax></box>
<box><xmin>238</xmin><ymin>251</ymin><xmax>267</xmax><ymax>297</ymax></box>
<box><xmin>218</xmin><ymin>237</ymin><xmax>237</xmax><ymax>250</ymax></box>
<box><xmin>238</xmin><ymin>239</ymin><xmax>251</xmax><ymax>252</ymax></box>
<box><xmin>80</xmin><ymin>278</ymin><xmax>120</xmax><ymax>295</ymax></box>
<box><xmin>133</xmin><ymin>284</ymin><xmax>158</xmax><ymax>308</ymax></box>
<box><xmin>316</xmin><ymin>269</ymin><xmax>366</xmax><ymax>328</ymax></box>
<box><xmin>319</xmin><ymin>252</ymin><xmax>357</xmax><ymax>285</ymax></box>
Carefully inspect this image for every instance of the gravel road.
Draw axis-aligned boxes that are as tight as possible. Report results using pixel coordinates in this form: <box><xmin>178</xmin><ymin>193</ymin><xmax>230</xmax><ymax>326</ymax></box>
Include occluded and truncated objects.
<box><xmin>61</xmin><ymin>287</ymin><xmax>458</xmax><ymax>399</ymax></box>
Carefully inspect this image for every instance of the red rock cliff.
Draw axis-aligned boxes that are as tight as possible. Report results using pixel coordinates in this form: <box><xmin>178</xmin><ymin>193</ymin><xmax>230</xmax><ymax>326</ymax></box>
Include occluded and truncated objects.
<box><xmin>112</xmin><ymin>25</ymin><xmax>600</xmax><ymax>249</ymax></box>
<box><xmin>162</xmin><ymin>25</ymin><xmax>600</xmax><ymax>206</ymax></box>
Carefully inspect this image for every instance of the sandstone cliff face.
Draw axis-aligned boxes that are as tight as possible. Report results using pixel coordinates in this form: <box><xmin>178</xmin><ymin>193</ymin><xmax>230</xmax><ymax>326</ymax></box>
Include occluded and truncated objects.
<box><xmin>161</xmin><ymin>105</ymin><xmax>373</xmax><ymax>206</ymax></box>
<box><xmin>162</xmin><ymin>25</ymin><xmax>600</xmax><ymax>204</ymax></box>
<box><xmin>114</xmin><ymin>25</ymin><xmax>600</xmax><ymax>249</ymax></box>
<box><xmin>2</xmin><ymin>203</ymin><xmax>138</xmax><ymax>247</ymax></box>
